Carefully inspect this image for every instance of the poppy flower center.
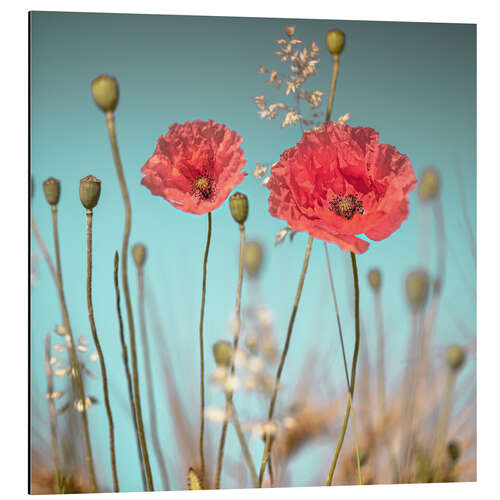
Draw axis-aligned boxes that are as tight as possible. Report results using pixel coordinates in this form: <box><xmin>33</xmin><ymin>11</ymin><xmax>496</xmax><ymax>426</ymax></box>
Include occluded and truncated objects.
<box><xmin>329</xmin><ymin>192</ymin><xmax>364</xmax><ymax>219</ymax></box>
<box><xmin>193</xmin><ymin>175</ymin><xmax>215</xmax><ymax>200</ymax></box>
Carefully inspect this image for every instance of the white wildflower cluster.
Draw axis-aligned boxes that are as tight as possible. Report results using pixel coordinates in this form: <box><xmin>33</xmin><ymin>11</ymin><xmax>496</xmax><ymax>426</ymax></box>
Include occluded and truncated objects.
<box><xmin>253</xmin><ymin>23</ymin><xmax>324</xmax><ymax>130</ymax></box>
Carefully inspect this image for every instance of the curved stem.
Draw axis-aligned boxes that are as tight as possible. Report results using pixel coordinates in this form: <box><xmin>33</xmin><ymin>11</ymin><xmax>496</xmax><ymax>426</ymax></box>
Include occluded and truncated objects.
<box><xmin>86</xmin><ymin>211</ymin><xmax>119</xmax><ymax>491</ymax></box>
<box><xmin>199</xmin><ymin>212</ymin><xmax>212</xmax><ymax>487</ymax></box>
<box><xmin>113</xmin><ymin>252</ymin><xmax>147</xmax><ymax>490</ymax></box>
<box><xmin>31</xmin><ymin>212</ymin><xmax>57</xmax><ymax>286</ymax></box>
<box><xmin>50</xmin><ymin>206</ymin><xmax>98</xmax><ymax>492</ymax></box>
<box><xmin>258</xmin><ymin>235</ymin><xmax>314</xmax><ymax>487</ymax></box>
<box><xmin>215</xmin><ymin>224</ymin><xmax>251</xmax><ymax>488</ymax></box>
<box><xmin>137</xmin><ymin>264</ymin><xmax>170</xmax><ymax>490</ymax></box>
<box><xmin>325</xmin><ymin>54</ymin><xmax>339</xmax><ymax>122</ymax></box>
<box><xmin>326</xmin><ymin>252</ymin><xmax>361</xmax><ymax>486</ymax></box>
<box><xmin>105</xmin><ymin>111</ymin><xmax>154</xmax><ymax>491</ymax></box>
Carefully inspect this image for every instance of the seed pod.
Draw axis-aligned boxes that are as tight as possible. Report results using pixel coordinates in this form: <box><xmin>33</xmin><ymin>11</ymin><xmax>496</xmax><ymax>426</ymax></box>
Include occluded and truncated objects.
<box><xmin>132</xmin><ymin>243</ymin><xmax>147</xmax><ymax>267</ymax></box>
<box><xmin>418</xmin><ymin>167</ymin><xmax>440</xmax><ymax>202</ymax></box>
<box><xmin>79</xmin><ymin>175</ymin><xmax>101</xmax><ymax>210</ymax></box>
<box><xmin>447</xmin><ymin>440</ymin><xmax>461</xmax><ymax>463</ymax></box>
<box><xmin>326</xmin><ymin>29</ymin><xmax>345</xmax><ymax>56</ymax></box>
<box><xmin>244</xmin><ymin>240</ymin><xmax>263</xmax><ymax>278</ymax></box>
<box><xmin>405</xmin><ymin>269</ymin><xmax>430</xmax><ymax>313</ymax></box>
<box><xmin>43</xmin><ymin>177</ymin><xmax>61</xmax><ymax>206</ymax></box>
<box><xmin>368</xmin><ymin>268</ymin><xmax>382</xmax><ymax>292</ymax></box>
<box><xmin>213</xmin><ymin>341</ymin><xmax>232</xmax><ymax>368</ymax></box>
<box><xmin>445</xmin><ymin>345</ymin><xmax>466</xmax><ymax>372</ymax></box>
<box><xmin>91</xmin><ymin>75</ymin><xmax>119</xmax><ymax>113</ymax></box>
<box><xmin>229</xmin><ymin>192</ymin><xmax>248</xmax><ymax>225</ymax></box>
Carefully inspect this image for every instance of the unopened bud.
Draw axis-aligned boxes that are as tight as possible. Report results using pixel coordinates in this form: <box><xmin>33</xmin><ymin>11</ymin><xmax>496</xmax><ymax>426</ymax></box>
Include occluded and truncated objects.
<box><xmin>405</xmin><ymin>269</ymin><xmax>430</xmax><ymax>312</ymax></box>
<box><xmin>213</xmin><ymin>341</ymin><xmax>232</xmax><ymax>368</ymax></box>
<box><xmin>79</xmin><ymin>175</ymin><xmax>101</xmax><ymax>210</ymax></box>
<box><xmin>43</xmin><ymin>177</ymin><xmax>61</xmax><ymax>206</ymax></box>
<box><xmin>91</xmin><ymin>75</ymin><xmax>119</xmax><ymax>113</ymax></box>
<box><xmin>132</xmin><ymin>243</ymin><xmax>147</xmax><ymax>267</ymax></box>
<box><xmin>418</xmin><ymin>167</ymin><xmax>440</xmax><ymax>202</ymax></box>
<box><xmin>445</xmin><ymin>345</ymin><xmax>466</xmax><ymax>372</ymax></box>
<box><xmin>326</xmin><ymin>29</ymin><xmax>345</xmax><ymax>56</ymax></box>
<box><xmin>244</xmin><ymin>240</ymin><xmax>263</xmax><ymax>278</ymax></box>
<box><xmin>368</xmin><ymin>268</ymin><xmax>382</xmax><ymax>292</ymax></box>
<box><xmin>229</xmin><ymin>192</ymin><xmax>248</xmax><ymax>225</ymax></box>
<box><xmin>447</xmin><ymin>440</ymin><xmax>461</xmax><ymax>463</ymax></box>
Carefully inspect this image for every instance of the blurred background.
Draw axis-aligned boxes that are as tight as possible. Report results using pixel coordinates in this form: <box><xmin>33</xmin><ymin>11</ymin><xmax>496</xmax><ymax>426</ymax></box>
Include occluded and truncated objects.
<box><xmin>30</xmin><ymin>12</ymin><xmax>476</xmax><ymax>492</ymax></box>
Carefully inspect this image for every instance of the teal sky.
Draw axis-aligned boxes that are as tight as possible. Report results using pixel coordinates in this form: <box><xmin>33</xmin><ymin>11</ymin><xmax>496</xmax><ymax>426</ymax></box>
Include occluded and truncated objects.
<box><xmin>30</xmin><ymin>12</ymin><xmax>476</xmax><ymax>491</ymax></box>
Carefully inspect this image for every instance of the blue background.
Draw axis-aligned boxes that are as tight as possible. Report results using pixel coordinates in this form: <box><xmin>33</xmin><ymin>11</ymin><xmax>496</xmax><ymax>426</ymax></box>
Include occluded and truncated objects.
<box><xmin>30</xmin><ymin>12</ymin><xmax>476</xmax><ymax>491</ymax></box>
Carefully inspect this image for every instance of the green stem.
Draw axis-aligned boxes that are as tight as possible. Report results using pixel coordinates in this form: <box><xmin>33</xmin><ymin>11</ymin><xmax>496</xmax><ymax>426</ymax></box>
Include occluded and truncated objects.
<box><xmin>258</xmin><ymin>235</ymin><xmax>314</xmax><ymax>487</ymax></box>
<box><xmin>199</xmin><ymin>212</ymin><xmax>212</xmax><ymax>487</ymax></box>
<box><xmin>137</xmin><ymin>264</ymin><xmax>170</xmax><ymax>490</ymax></box>
<box><xmin>50</xmin><ymin>206</ymin><xmax>98</xmax><ymax>492</ymax></box>
<box><xmin>44</xmin><ymin>334</ymin><xmax>62</xmax><ymax>493</ymax></box>
<box><xmin>105</xmin><ymin>111</ymin><xmax>154</xmax><ymax>491</ymax></box>
<box><xmin>325</xmin><ymin>54</ymin><xmax>339</xmax><ymax>122</ymax></box>
<box><xmin>85</xmin><ymin>210</ymin><xmax>119</xmax><ymax>491</ymax></box>
<box><xmin>113</xmin><ymin>252</ymin><xmax>147</xmax><ymax>490</ymax></box>
<box><xmin>215</xmin><ymin>224</ymin><xmax>251</xmax><ymax>488</ymax></box>
<box><xmin>326</xmin><ymin>252</ymin><xmax>361</xmax><ymax>486</ymax></box>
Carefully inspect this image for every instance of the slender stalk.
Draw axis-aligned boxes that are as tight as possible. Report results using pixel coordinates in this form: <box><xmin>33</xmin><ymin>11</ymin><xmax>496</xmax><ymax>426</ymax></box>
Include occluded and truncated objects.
<box><xmin>258</xmin><ymin>235</ymin><xmax>314</xmax><ymax>487</ymax></box>
<box><xmin>198</xmin><ymin>212</ymin><xmax>212</xmax><ymax>486</ymax></box>
<box><xmin>326</xmin><ymin>252</ymin><xmax>361</xmax><ymax>486</ymax></box>
<box><xmin>50</xmin><ymin>206</ymin><xmax>98</xmax><ymax>492</ymax></box>
<box><xmin>85</xmin><ymin>210</ymin><xmax>119</xmax><ymax>491</ymax></box>
<box><xmin>215</xmin><ymin>223</ymin><xmax>247</xmax><ymax>488</ymax></box>
<box><xmin>105</xmin><ymin>111</ymin><xmax>154</xmax><ymax>490</ymax></box>
<box><xmin>374</xmin><ymin>291</ymin><xmax>386</xmax><ymax>422</ymax></box>
<box><xmin>325</xmin><ymin>54</ymin><xmax>339</xmax><ymax>122</ymax></box>
<box><xmin>137</xmin><ymin>263</ymin><xmax>170</xmax><ymax>490</ymax></box>
<box><xmin>113</xmin><ymin>252</ymin><xmax>147</xmax><ymax>490</ymax></box>
<box><xmin>31</xmin><ymin>214</ymin><xmax>57</xmax><ymax>286</ymax></box>
<box><xmin>44</xmin><ymin>334</ymin><xmax>62</xmax><ymax>493</ymax></box>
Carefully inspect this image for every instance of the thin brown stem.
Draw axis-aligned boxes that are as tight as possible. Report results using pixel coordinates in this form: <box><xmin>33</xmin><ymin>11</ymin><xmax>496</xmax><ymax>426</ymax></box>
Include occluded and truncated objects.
<box><xmin>215</xmin><ymin>223</ymin><xmax>250</xmax><ymax>488</ymax></box>
<box><xmin>137</xmin><ymin>264</ymin><xmax>170</xmax><ymax>490</ymax></box>
<box><xmin>325</xmin><ymin>54</ymin><xmax>339</xmax><ymax>122</ymax></box>
<box><xmin>258</xmin><ymin>235</ymin><xmax>314</xmax><ymax>487</ymax></box>
<box><xmin>31</xmin><ymin>213</ymin><xmax>57</xmax><ymax>285</ymax></box>
<box><xmin>326</xmin><ymin>252</ymin><xmax>361</xmax><ymax>486</ymax></box>
<box><xmin>50</xmin><ymin>206</ymin><xmax>98</xmax><ymax>492</ymax></box>
<box><xmin>44</xmin><ymin>334</ymin><xmax>62</xmax><ymax>492</ymax></box>
<box><xmin>86</xmin><ymin>211</ymin><xmax>119</xmax><ymax>491</ymax></box>
<box><xmin>105</xmin><ymin>111</ymin><xmax>154</xmax><ymax>490</ymax></box>
<box><xmin>114</xmin><ymin>252</ymin><xmax>147</xmax><ymax>491</ymax></box>
<box><xmin>199</xmin><ymin>212</ymin><xmax>212</xmax><ymax>487</ymax></box>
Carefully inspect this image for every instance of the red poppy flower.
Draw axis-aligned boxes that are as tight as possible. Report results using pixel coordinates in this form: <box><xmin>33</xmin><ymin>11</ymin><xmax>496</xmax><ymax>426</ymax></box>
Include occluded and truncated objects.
<box><xmin>267</xmin><ymin>123</ymin><xmax>417</xmax><ymax>253</ymax></box>
<box><xmin>141</xmin><ymin>120</ymin><xmax>246</xmax><ymax>214</ymax></box>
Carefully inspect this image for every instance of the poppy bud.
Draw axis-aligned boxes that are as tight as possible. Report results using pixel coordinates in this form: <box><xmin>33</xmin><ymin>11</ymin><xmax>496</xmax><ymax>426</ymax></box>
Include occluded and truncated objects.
<box><xmin>91</xmin><ymin>75</ymin><xmax>119</xmax><ymax>113</ymax></box>
<box><xmin>213</xmin><ymin>341</ymin><xmax>232</xmax><ymax>368</ymax></box>
<box><xmin>43</xmin><ymin>177</ymin><xmax>61</xmax><ymax>206</ymax></box>
<box><xmin>368</xmin><ymin>268</ymin><xmax>382</xmax><ymax>292</ymax></box>
<box><xmin>244</xmin><ymin>241</ymin><xmax>263</xmax><ymax>278</ymax></box>
<box><xmin>79</xmin><ymin>175</ymin><xmax>101</xmax><ymax>210</ymax></box>
<box><xmin>326</xmin><ymin>29</ymin><xmax>345</xmax><ymax>56</ymax></box>
<box><xmin>445</xmin><ymin>344</ymin><xmax>466</xmax><ymax>372</ymax></box>
<box><xmin>405</xmin><ymin>269</ymin><xmax>430</xmax><ymax>312</ymax></box>
<box><xmin>132</xmin><ymin>243</ymin><xmax>147</xmax><ymax>267</ymax></box>
<box><xmin>447</xmin><ymin>440</ymin><xmax>461</xmax><ymax>463</ymax></box>
<box><xmin>229</xmin><ymin>192</ymin><xmax>248</xmax><ymax>225</ymax></box>
<box><xmin>418</xmin><ymin>167</ymin><xmax>440</xmax><ymax>202</ymax></box>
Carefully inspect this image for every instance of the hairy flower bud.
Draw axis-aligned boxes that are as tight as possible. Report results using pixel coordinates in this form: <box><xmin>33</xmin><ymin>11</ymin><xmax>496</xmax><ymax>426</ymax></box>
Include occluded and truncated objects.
<box><xmin>405</xmin><ymin>269</ymin><xmax>430</xmax><ymax>312</ymax></box>
<box><xmin>229</xmin><ymin>192</ymin><xmax>248</xmax><ymax>225</ymax></box>
<box><xmin>418</xmin><ymin>167</ymin><xmax>440</xmax><ymax>202</ymax></box>
<box><xmin>244</xmin><ymin>241</ymin><xmax>263</xmax><ymax>278</ymax></box>
<box><xmin>91</xmin><ymin>75</ymin><xmax>119</xmax><ymax>113</ymax></box>
<box><xmin>213</xmin><ymin>341</ymin><xmax>232</xmax><ymax>368</ymax></box>
<box><xmin>132</xmin><ymin>243</ymin><xmax>147</xmax><ymax>267</ymax></box>
<box><xmin>326</xmin><ymin>29</ymin><xmax>345</xmax><ymax>56</ymax></box>
<box><xmin>368</xmin><ymin>268</ymin><xmax>382</xmax><ymax>292</ymax></box>
<box><xmin>445</xmin><ymin>344</ymin><xmax>466</xmax><ymax>372</ymax></box>
<box><xmin>43</xmin><ymin>177</ymin><xmax>61</xmax><ymax>206</ymax></box>
<box><xmin>79</xmin><ymin>175</ymin><xmax>101</xmax><ymax>210</ymax></box>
